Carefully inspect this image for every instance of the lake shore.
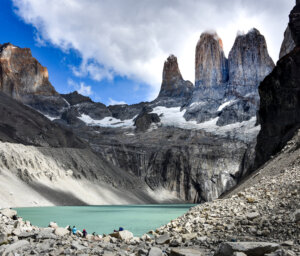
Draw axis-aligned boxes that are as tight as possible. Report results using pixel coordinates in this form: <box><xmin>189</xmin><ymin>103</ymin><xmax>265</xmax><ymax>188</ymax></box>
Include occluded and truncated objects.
<box><xmin>0</xmin><ymin>160</ymin><xmax>299</xmax><ymax>255</ymax></box>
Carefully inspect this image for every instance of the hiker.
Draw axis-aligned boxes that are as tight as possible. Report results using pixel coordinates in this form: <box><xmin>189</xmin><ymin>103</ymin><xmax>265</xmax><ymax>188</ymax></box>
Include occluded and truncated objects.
<box><xmin>72</xmin><ymin>226</ymin><xmax>77</xmax><ymax>235</ymax></box>
<box><xmin>67</xmin><ymin>225</ymin><xmax>72</xmax><ymax>234</ymax></box>
<box><xmin>119</xmin><ymin>227</ymin><xmax>124</xmax><ymax>231</ymax></box>
<box><xmin>82</xmin><ymin>229</ymin><xmax>87</xmax><ymax>238</ymax></box>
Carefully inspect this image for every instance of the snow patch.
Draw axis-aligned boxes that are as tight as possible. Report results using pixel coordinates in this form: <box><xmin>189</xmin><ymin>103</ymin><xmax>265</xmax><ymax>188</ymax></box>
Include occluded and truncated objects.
<box><xmin>78</xmin><ymin>114</ymin><xmax>136</xmax><ymax>128</ymax></box>
<box><xmin>44</xmin><ymin>115</ymin><xmax>60</xmax><ymax>121</ymax></box>
<box><xmin>217</xmin><ymin>100</ymin><xmax>236</xmax><ymax>111</ymax></box>
<box><xmin>150</xmin><ymin>106</ymin><xmax>260</xmax><ymax>141</ymax></box>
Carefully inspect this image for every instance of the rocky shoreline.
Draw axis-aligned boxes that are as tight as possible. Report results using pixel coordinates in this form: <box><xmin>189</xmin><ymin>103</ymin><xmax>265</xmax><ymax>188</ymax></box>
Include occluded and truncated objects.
<box><xmin>1</xmin><ymin>135</ymin><xmax>299</xmax><ymax>256</ymax></box>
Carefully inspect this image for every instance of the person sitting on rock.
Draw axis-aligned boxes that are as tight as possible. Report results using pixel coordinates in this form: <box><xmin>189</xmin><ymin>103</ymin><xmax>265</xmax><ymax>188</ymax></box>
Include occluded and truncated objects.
<box><xmin>119</xmin><ymin>227</ymin><xmax>124</xmax><ymax>231</ymax></box>
<box><xmin>82</xmin><ymin>229</ymin><xmax>87</xmax><ymax>238</ymax></box>
<box><xmin>72</xmin><ymin>226</ymin><xmax>77</xmax><ymax>235</ymax></box>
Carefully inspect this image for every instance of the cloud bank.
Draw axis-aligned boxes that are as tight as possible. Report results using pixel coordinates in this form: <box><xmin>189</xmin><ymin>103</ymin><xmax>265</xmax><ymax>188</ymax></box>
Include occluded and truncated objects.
<box><xmin>13</xmin><ymin>0</ymin><xmax>295</xmax><ymax>99</ymax></box>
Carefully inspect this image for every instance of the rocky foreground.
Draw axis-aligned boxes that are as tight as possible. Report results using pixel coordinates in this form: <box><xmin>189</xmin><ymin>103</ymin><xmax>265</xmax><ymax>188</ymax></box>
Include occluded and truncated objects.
<box><xmin>1</xmin><ymin>132</ymin><xmax>299</xmax><ymax>256</ymax></box>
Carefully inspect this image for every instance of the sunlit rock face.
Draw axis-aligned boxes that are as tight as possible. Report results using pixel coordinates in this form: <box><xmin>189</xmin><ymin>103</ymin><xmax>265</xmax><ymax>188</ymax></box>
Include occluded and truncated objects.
<box><xmin>0</xmin><ymin>43</ymin><xmax>68</xmax><ymax>116</ymax></box>
<box><xmin>195</xmin><ymin>32</ymin><xmax>228</xmax><ymax>88</ymax></box>
<box><xmin>228</xmin><ymin>29</ymin><xmax>275</xmax><ymax>91</ymax></box>
<box><xmin>0</xmin><ymin>43</ymin><xmax>57</xmax><ymax>98</ymax></box>
<box><xmin>279</xmin><ymin>26</ymin><xmax>296</xmax><ymax>59</ymax></box>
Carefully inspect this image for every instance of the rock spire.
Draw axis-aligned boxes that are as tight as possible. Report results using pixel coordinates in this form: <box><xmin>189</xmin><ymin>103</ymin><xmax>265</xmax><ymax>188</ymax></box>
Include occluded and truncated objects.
<box><xmin>195</xmin><ymin>32</ymin><xmax>228</xmax><ymax>87</ymax></box>
<box><xmin>157</xmin><ymin>55</ymin><xmax>193</xmax><ymax>99</ymax></box>
<box><xmin>228</xmin><ymin>28</ymin><xmax>274</xmax><ymax>88</ymax></box>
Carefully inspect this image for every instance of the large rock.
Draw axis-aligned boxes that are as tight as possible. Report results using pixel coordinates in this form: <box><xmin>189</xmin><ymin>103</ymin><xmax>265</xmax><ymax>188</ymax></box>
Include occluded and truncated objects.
<box><xmin>110</xmin><ymin>230</ymin><xmax>133</xmax><ymax>241</ymax></box>
<box><xmin>195</xmin><ymin>32</ymin><xmax>228</xmax><ymax>87</ymax></box>
<box><xmin>54</xmin><ymin>227</ymin><xmax>69</xmax><ymax>236</ymax></box>
<box><xmin>134</xmin><ymin>107</ymin><xmax>160</xmax><ymax>132</ymax></box>
<box><xmin>228</xmin><ymin>28</ymin><xmax>274</xmax><ymax>90</ymax></box>
<box><xmin>1</xmin><ymin>240</ymin><xmax>30</xmax><ymax>255</ymax></box>
<box><xmin>0</xmin><ymin>233</ymin><xmax>8</xmax><ymax>245</ymax></box>
<box><xmin>215</xmin><ymin>242</ymin><xmax>280</xmax><ymax>256</ymax></box>
<box><xmin>155</xmin><ymin>233</ymin><xmax>170</xmax><ymax>244</ymax></box>
<box><xmin>170</xmin><ymin>248</ymin><xmax>204</xmax><ymax>256</ymax></box>
<box><xmin>147</xmin><ymin>247</ymin><xmax>163</xmax><ymax>256</ymax></box>
<box><xmin>0</xmin><ymin>208</ymin><xmax>17</xmax><ymax>218</ymax></box>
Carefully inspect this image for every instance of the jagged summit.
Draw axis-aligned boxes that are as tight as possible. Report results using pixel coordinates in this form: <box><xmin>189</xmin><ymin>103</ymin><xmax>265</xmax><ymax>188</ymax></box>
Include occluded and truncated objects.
<box><xmin>195</xmin><ymin>31</ymin><xmax>228</xmax><ymax>88</ymax></box>
<box><xmin>61</xmin><ymin>91</ymin><xmax>93</xmax><ymax>106</ymax></box>
<box><xmin>156</xmin><ymin>54</ymin><xmax>193</xmax><ymax>100</ymax></box>
<box><xmin>228</xmin><ymin>28</ymin><xmax>274</xmax><ymax>88</ymax></box>
<box><xmin>0</xmin><ymin>42</ymin><xmax>57</xmax><ymax>98</ymax></box>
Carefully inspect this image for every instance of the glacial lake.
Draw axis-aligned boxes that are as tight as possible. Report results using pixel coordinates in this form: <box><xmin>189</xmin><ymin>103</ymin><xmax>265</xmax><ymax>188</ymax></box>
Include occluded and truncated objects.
<box><xmin>15</xmin><ymin>204</ymin><xmax>195</xmax><ymax>236</ymax></box>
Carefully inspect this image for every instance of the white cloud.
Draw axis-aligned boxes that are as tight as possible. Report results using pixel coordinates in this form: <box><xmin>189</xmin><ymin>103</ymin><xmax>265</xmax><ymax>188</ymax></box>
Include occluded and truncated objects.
<box><xmin>68</xmin><ymin>79</ymin><xmax>93</xmax><ymax>96</ymax></box>
<box><xmin>13</xmin><ymin>0</ymin><xmax>295</xmax><ymax>100</ymax></box>
<box><xmin>108</xmin><ymin>98</ymin><xmax>126</xmax><ymax>106</ymax></box>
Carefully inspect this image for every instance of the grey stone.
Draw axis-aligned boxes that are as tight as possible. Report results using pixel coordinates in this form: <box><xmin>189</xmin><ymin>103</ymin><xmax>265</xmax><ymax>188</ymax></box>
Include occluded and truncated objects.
<box><xmin>54</xmin><ymin>227</ymin><xmax>69</xmax><ymax>236</ymax></box>
<box><xmin>0</xmin><ymin>209</ymin><xmax>17</xmax><ymax>218</ymax></box>
<box><xmin>246</xmin><ymin>212</ymin><xmax>260</xmax><ymax>220</ymax></box>
<box><xmin>2</xmin><ymin>240</ymin><xmax>30</xmax><ymax>254</ymax></box>
<box><xmin>170</xmin><ymin>248</ymin><xmax>204</xmax><ymax>256</ymax></box>
<box><xmin>292</xmin><ymin>209</ymin><xmax>300</xmax><ymax>222</ymax></box>
<box><xmin>155</xmin><ymin>233</ymin><xmax>170</xmax><ymax>245</ymax></box>
<box><xmin>0</xmin><ymin>233</ymin><xmax>8</xmax><ymax>245</ymax></box>
<box><xmin>147</xmin><ymin>247</ymin><xmax>163</xmax><ymax>256</ymax></box>
<box><xmin>215</xmin><ymin>242</ymin><xmax>280</xmax><ymax>256</ymax></box>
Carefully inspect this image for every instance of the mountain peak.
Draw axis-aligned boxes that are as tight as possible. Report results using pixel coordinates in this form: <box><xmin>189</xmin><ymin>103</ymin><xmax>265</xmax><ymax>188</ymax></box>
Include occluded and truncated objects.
<box><xmin>195</xmin><ymin>32</ymin><xmax>228</xmax><ymax>87</ymax></box>
<box><xmin>228</xmin><ymin>28</ymin><xmax>274</xmax><ymax>87</ymax></box>
<box><xmin>157</xmin><ymin>55</ymin><xmax>193</xmax><ymax>100</ymax></box>
<box><xmin>162</xmin><ymin>54</ymin><xmax>183</xmax><ymax>84</ymax></box>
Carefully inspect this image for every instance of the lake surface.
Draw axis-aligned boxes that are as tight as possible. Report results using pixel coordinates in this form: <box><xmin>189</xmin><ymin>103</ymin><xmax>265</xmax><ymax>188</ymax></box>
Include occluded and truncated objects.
<box><xmin>15</xmin><ymin>204</ymin><xmax>195</xmax><ymax>236</ymax></box>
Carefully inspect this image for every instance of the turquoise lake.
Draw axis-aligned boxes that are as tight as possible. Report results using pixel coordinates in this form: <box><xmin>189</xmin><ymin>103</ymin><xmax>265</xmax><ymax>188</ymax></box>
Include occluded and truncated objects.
<box><xmin>15</xmin><ymin>204</ymin><xmax>195</xmax><ymax>237</ymax></box>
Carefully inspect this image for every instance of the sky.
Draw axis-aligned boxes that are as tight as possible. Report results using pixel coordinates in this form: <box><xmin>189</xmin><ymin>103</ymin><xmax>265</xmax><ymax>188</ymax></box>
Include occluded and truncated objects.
<box><xmin>0</xmin><ymin>0</ymin><xmax>295</xmax><ymax>105</ymax></box>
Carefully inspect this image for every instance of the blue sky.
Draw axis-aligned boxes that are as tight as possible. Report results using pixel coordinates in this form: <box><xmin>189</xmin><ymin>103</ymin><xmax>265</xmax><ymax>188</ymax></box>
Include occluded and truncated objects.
<box><xmin>1</xmin><ymin>0</ymin><xmax>295</xmax><ymax>105</ymax></box>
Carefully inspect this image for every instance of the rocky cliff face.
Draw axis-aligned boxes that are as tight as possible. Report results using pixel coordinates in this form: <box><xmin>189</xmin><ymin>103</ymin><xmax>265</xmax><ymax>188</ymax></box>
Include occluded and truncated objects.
<box><xmin>0</xmin><ymin>43</ymin><xmax>68</xmax><ymax>116</ymax></box>
<box><xmin>255</xmin><ymin>1</ymin><xmax>300</xmax><ymax>168</ymax></box>
<box><xmin>228</xmin><ymin>29</ymin><xmax>274</xmax><ymax>91</ymax></box>
<box><xmin>279</xmin><ymin>26</ymin><xmax>296</xmax><ymax>59</ymax></box>
<box><xmin>195</xmin><ymin>32</ymin><xmax>228</xmax><ymax>88</ymax></box>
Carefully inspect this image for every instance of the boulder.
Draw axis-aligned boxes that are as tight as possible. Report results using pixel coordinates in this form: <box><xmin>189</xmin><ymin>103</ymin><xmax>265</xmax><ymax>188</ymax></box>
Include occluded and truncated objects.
<box><xmin>0</xmin><ymin>233</ymin><xmax>8</xmax><ymax>245</ymax></box>
<box><xmin>48</xmin><ymin>222</ymin><xmax>58</xmax><ymax>229</ymax></box>
<box><xmin>147</xmin><ymin>247</ymin><xmax>163</xmax><ymax>256</ymax></box>
<box><xmin>293</xmin><ymin>209</ymin><xmax>300</xmax><ymax>222</ymax></box>
<box><xmin>170</xmin><ymin>248</ymin><xmax>204</xmax><ymax>256</ymax></box>
<box><xmin>54</xmin><ymin>227</ymin><xmax>69</xmax><ymax>236</ymax></box>
<box><xmin>0</xmin><ymin>208</ymin><xmax>17</xmax><ymax>218</ymax></box>
<box><xmin>1</xmin><ymin>240</ymin><xmax>30</xmax><ymax>254</ymax></box>
<box><xmin>110</xmin><ymin>230</ymin><xmax>133</xmax><ymax>241</ymax></box>
<box><xmin>155</xmin><ymin>233</ymin><xmax>170</xmax><ymax>245</ymax></box>
<box><xmin>246</xmin><ymin>212</ymin><xmax>260</xmax><ymax>220</ymax></box>
<box><xmin>215</xmin><ymin>242</ymin><xmax>280</xmax><ymax>256</ymax></box>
